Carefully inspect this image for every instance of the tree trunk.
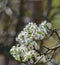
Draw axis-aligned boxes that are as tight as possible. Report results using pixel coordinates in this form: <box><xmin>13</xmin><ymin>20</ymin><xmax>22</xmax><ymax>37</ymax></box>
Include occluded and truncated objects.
<box><xmin>0</xmin><ymin>54</ymin><xmax>8</xmax><ymax>65</ymax></box>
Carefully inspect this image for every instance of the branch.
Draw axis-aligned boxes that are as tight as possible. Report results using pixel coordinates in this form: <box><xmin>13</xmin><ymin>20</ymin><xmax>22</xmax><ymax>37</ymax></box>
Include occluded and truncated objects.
<box><xmin>49</xmin><ymin>29</ymin><xmax>60</xmax><ymax>40</ymax></box>
<box><xmin>43</xmin><ymin>0</ymin><xmax>52</xmax><ymax>20</ymax></box>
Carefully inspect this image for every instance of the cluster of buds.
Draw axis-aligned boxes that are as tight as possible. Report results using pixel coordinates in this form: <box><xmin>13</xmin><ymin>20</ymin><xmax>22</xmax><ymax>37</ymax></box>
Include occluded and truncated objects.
<box><xmin>10</xmin><ymin>20</ymin><xmax>52</xmax><ymax>64</ymax></box>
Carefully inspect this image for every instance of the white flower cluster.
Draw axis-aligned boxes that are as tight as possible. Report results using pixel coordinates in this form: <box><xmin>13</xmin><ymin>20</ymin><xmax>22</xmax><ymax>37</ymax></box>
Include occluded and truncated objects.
<box><xmin>10</xmin><ymin>20</ymin><xmax>52</xmax><ymax>63</ymax></box>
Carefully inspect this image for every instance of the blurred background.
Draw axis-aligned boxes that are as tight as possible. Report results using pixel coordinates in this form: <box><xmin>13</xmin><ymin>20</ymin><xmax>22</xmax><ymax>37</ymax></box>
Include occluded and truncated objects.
<box><xmin>0</xmin><ymin>0</ymin><xmax>60</xmax><ymax>65</ymax></box>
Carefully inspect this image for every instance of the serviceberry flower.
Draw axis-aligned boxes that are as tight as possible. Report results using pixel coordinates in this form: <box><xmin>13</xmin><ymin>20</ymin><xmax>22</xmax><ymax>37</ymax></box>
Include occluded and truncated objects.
<box><xmin>39</xmin><ymin>20</ymin><xmax>52</xmax><ymax>34</ymax></box>
<box><xmin>10</xmin><ymin>20</ymin><xmax>52</xmax><ymax>64</ymax></box>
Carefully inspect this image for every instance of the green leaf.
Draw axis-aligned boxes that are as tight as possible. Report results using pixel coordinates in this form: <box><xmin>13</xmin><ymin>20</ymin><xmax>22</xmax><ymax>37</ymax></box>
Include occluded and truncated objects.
<box><xmin>51</xmin><ymin>13</ymin><xmax>60</xmax><ymax>29</ymax></box>
<box><xmin>48</xmin><ymin>8</ymin><xmax>59</xmax><ymax>20</ymax></box>
<box><xmin>52</xmin><ymin>0</ymin><xmax>60</xmax><ymax>7</ymax></box>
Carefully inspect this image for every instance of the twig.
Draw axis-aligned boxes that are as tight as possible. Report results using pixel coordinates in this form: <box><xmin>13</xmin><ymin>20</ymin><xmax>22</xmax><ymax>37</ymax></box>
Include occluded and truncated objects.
<box><xmin>43</xmin><ymin>0</ymin><xmax>52</xmax><ymax>20</ymax></box>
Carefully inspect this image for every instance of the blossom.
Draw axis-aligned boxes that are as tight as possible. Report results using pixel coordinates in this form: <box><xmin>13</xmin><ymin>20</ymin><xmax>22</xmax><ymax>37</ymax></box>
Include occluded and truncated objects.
<box><xmin>10</xmin><ymin>45</ymin><xmax>21</xmax><ymax>61</ymax></box>
<box><xmin>24</xmin><ymin>22</ymin><xmax>37</xmax><ymax>33</ymax></box>
<box><xmin>16</xmin><ymin>31</ymin><xmax>28</xmax><ymax>44</ymax></box>
<box><xmin>34</xmin><ymin>27</ymin><xmax>45</xmax><ymax>40</ymax></box>
<box><xmin>39</xmin><ymin>20</ymin><xmax>52</xmax><ymax>34</ymax></box>
<box><xmin>10</xmin><ymin>21</ymin><xmax>52</xmax><ymax>64</ymax></box>
<box><xmin>34</xmin><ymin>55</ymin><xmax>46</xmax><ymax>64</ymax></box>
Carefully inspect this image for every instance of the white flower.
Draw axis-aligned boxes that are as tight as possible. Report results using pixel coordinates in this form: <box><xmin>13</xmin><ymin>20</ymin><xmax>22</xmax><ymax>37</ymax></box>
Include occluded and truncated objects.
<box><xmin>10</xmin><ymin>45</ymin><xmax>21</xmax><ymax>61</ymax></box>
<box><xmin>39</xmin><ymin>20</ymin><xmax>47</xmax><ymax>34</ymax></box>
<box><xmin>24</xmin><ymin>38</ymin><xmax>32</xmax><ymax>44</ymax></box>
<box><xmin>13</xmin><ymin>54</ymin><xmax>21</xmax><ymax>61</ymax></box>
<box><xmin>10</xmin><ymin>21</ymin><xmax>52</xmax><ymax>63</ymax></box>
<box><xmin>22</xmin><ymin>55</ymin><xmax>28</xmax><ymax>62</ymax></box>
<box><xmin>34</xmin><ymin>55</ymin><xmax>46</xmax><ymax>64</ymax></box>
<box><xmin>16</xmin><ymin>31</ymin><xmax>28</xmax><ymax>44</ymax></box>
<box><xmin>46</xmin><ymin>22</ymin><xmax>52</xmax><ymax>29</ymax></box>
<box><xmin>34</xmin><ymin>27</ymin><xmax>45</xmax><ymax>40</ymax></box>
<box><xmin>40</xmin><ymin>55</ymin><xmax>46</xmax><ymax>63</ymax></box>
<box><xmin>39</xmin><ymin>20</ymin><xmax>52</xmax><ymax>34</ymax></box>
<box><xmin>24</xmin><ymin>22</ymin><xmax>37</xmax><ymax>34</ymax></box>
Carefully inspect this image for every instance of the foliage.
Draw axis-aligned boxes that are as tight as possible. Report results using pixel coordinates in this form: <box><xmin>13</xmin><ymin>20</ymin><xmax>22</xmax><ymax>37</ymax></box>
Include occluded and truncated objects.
<box><xmin>48</xmin><ymin>0</ymin><xmax>60</xmax><ymax>29</ymax></box>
